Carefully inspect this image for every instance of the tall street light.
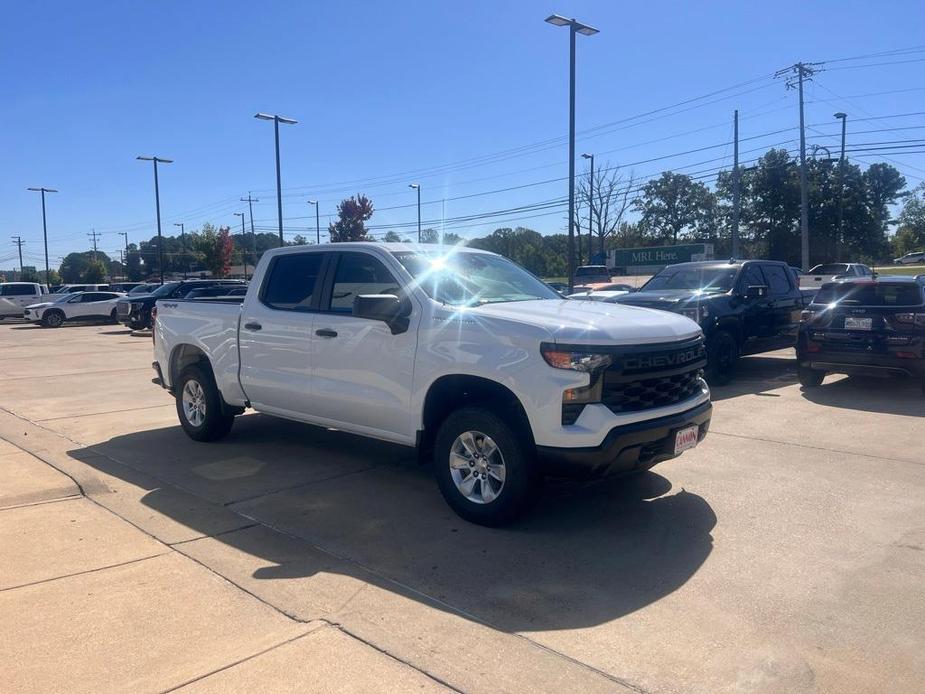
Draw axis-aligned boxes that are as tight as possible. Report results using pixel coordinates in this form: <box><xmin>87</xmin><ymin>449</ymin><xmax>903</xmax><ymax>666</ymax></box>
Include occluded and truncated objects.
<box><xmin>26</xmin><ymin>187</ymin><xmax>57</xmax><ymax>283</ymax></box>
<box><xmin>581</xmin><ymin>153</ymin><xmax>595</xmax><ymax>260</ymax></box>
<box><xmin>137</xmin><ymin>155</ymin><xmax>173</xmax><ymax>283</ymax></box>
<box><xmin>307</xmin><ymin>200</ymin><xmax>320</xmax><ymax>244</ymax></box>
<box><xmin>834</xmin><ymin>112</ymin><xmax>848</xmax><ymax>262</ymax></box>
<box><xmin>254</xmin><ymin>113</ymin><xmax>297</xmax><ymax>247</ymax></box>
<box><xmin>408</xmin><ymin>183</ymin><xmax>421</xmax><ymax>242</ymax></box>
<box><xmin>546</xmin><ymin>13</ymin><xmax>599</xmax><ymax>292</ymax></box>
<box><xmin>234</xmin><ymin>212</ymin><xmax>249</xmax><ymax>280</ymax></box>
<box><xmin>173</xmin><ymin>222</ymin><xmax>187</xmax><ymax>278</ymax></box>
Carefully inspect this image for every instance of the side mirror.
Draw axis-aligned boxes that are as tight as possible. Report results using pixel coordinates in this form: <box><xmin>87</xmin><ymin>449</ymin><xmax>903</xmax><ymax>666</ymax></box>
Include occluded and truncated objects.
<box><xmin>745</xmin><ymin>285</ymin><xmax>768</xmax><ymax>299</ymax></box>
<box><xmin>353</xmin><ymin>294</ymin><xmax>411</xmax><ymax>334</ymax></box>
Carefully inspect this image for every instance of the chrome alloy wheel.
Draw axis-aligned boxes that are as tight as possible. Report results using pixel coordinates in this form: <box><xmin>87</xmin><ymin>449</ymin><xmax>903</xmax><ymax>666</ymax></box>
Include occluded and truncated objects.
<box><xmin>182</xmin><ymin>379</ymin><xmax>207</xmax><ymax>427</ymax></box>
<box><xmin>449</xmin><ymin>430</ymin><xmax>506</xmax><ymax>504</ymax></box>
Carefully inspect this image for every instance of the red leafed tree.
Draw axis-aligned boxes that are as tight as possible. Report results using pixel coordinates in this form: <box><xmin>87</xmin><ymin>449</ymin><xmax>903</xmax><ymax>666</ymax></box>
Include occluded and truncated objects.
<box><xmin>328</xmin><ymin>194</ymin><xmax>374</xmax><ymax>242</ymax></box>
<box><xmin>214</xmin><ymin>226</ymin><xmax>234</xmax><ymax>277</ymax></box>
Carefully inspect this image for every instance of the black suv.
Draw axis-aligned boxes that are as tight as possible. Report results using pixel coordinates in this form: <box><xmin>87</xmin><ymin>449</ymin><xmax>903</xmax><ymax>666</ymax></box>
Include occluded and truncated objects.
<box><xmin>615</xmin><ymin>260</ymin><xmax>811</xmax><ymax>383</ymax></box>
<box><xmin>797</xmin><ymin>276</ymin><xmax>925</xmax><ymax>392</ymax></box>
<box><xmin>115</xmin><ymin>279</ymin><xmax>246</xmax><ymax>329</ymax></box>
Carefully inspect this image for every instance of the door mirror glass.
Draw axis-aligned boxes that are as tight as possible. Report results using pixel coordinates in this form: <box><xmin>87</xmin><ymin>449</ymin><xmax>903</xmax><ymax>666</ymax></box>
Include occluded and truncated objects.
<box><xmin>745</xmin><ymin>285</ymin><xmax>768</xmax><ymax>299</ymax></box>
<box><xmin>353</xmin><ymin>294</ymin><xmax>411</xmax><ymax>334</ymax></box>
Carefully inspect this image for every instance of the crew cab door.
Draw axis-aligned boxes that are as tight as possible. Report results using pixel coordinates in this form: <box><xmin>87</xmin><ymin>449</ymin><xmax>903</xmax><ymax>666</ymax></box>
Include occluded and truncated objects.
<box><xmin>760</xmin><ymin>263</ymin><xmax>802</xmax><ymax>342</ymax></box>
<box><xmin>738</xmin><ymin>264</ymin><xmax>773</xmax><ymax>350</ymax></box>
<box><xmin>238</xmin><ymin>251</ymin><xmax>326</xmax><ymax>416</ymax></box>
<box><xmin>309</xmin><ymin>250</ymin><xmax>418</xmax><ymax>442</ymax></box>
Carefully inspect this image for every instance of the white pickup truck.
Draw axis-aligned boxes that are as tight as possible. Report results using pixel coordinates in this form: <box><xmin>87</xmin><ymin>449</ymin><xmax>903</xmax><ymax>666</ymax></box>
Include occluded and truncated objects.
<box><xmin>153</xmin><ymin>243</ymin><xmax>711</xmax><ymax>525</ymax></box>
<box><xmin>0</xmin><ymin>282</ymin><xmax>50</xmax><ymax>319</ymax></box>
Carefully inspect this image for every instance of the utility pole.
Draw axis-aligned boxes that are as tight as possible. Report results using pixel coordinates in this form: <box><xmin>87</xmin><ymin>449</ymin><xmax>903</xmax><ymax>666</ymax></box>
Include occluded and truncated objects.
<box><xmin>27</xmin><ymin>187</ymin><xmax>57</xmax><ymax>282</ymax></box>
<box><xmin>582</xmin><ymin>153</ymin><xmax>596</xmax><ymax>258</ymax></box>
<box><xmin>88</xmin><ymin>229</ymin><xmax>102</xmax><ymax>261</ymax></box>
<box><xmin>545</xmin><ymin>14</ymin><xmax>599</xmax><ymax>292</ymax></box>
<box><xmin>776</xmin><ymin>62</ymin><xmax>820</xmax><ymax>270</ymax></box>
<box><xmin>117</xmin><ymin>248</ymin><xmax>125</xmax><ymax>281</ymax></box>
<box><xmin>11</xmin><ymin>236</ymin><xmax>25</xmax><ymax>276</ymax></box>
<box><xmin>234</xmin><ymin>212</ymin><xmax>248</xmax><ymax>280</ymax></box>
<box><xmin>254</xmin><ymin>114</ymin><xmax>297</xmax><ymax>247</ymax></box>
<box><xmin>834</xmin><ymin>112</ymin><xmax>848</xmax><ymax>262</ymax></box>
<box><xmin>732</xmin><ymin>110</ymin><xmax>741</xmax><ymax>259</ymax></box>
<box><xmin>241</xmin><ymin>194</ymin><xmax>259</xmax><ymax>262</ymax></box>
<box><xmin>137</xmin><ymin>155</ymin><xmax>173</xmax><ymax>283</ymax></box>
<box><xmin>173</xmin><ymin>222</ymin><xmax>187</xmax><ymax>278</ymax></box>
<box><xmin>308</xmin><ymin>200</ymin><xmax>320</xmax><ymax>244</ymax></box>
<box><xmin>408</xmin><ymin>184</ymin><xmax>421</xmax><ymax>242</ymax></box>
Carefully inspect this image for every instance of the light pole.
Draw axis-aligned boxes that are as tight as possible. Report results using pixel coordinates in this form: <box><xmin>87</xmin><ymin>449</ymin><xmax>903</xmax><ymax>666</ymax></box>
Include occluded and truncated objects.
<box><xmin>26</xmin><ymin>187</ymin><xmax>57</xmax><ymax>283</ymax></box>
<box><xmin>173</xmin><ymin>222</ymin><xmax>187</xmax><ymax>278</ymax></box>
<box><xmin>234</xmin><ymin>212</ymin><xmax>249</xmax><ymax>279</ymax></box>
<box><xmin>136</xmin><ymin>155</ymin><xmax>173</xmax><ymax>283</ymax></box>
<box><xmin>254</xmin><ymin>113</ymin><xmax>297</xmax><ymax>247</ymax></box>
<box><xmin>834</xmin><ymin>112</ymin><xmax>848</xmax><ymax>262</ymax></box>
<box><xmin>546</xmin><ymin>14</ymin><xmax>599</xmax><ymax>292</ymax></box>
<box><xmin>581</xmin><ymin>153</ymin><xmax>595</xmax><ymax>260</ymax></box>
<box><xmin>307</xmin><ymin>200</ymin><xmax>320</xmax><ymax>244</ymax></box>
<box><xmin>408</xmin><ymin>184</ymin><xmax>421</xmax><ymax>242</ymax></box>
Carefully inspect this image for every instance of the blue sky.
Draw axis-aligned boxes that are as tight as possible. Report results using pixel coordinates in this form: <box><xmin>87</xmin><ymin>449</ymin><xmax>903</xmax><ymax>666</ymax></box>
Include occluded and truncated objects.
<box><xmin>2</xmin><ymin>0</ymin><xmax>924</xmax><ymax>269</ymax></box>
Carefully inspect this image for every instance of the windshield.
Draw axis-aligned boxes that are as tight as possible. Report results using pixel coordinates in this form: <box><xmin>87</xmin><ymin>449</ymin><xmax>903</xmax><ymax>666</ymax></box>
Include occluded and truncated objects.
<box><xmin>394</xmin><ymin>251</ymin><xmax>559</xmax><ymax>306</ymax></box>
<box><xmin>150</xmin><ymin>282</ymin><xmax>179</xmax><ymax>298</ymax></box>
<box><xmin>642</xmin><ymin>266</ymin><xmax>738</xmax><ymax>293</ymax></box>
<box><xmin>128</xmin><ymin>284</ymin><xmax>154</xmax><ymax>295</ymax></box>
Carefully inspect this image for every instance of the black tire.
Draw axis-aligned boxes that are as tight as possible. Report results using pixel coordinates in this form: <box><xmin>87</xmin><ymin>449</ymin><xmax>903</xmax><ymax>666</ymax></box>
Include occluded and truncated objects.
<box><xmin>433</xmin><ymin>406</ymin><xmax>539</xmax><ymax>526</ymax></box>
<box><xmin>705</xmin><ymin>330</ymin><xmax>738</xmax><ymax>386</ymax></box>
<box><xmin>42</xmin><ymin>310</ymin><xmax>65</xmax><ymax>328</ymax></box>
<box><xmin>798</xmin><ymin>365</ymin><xmax>825</xmax><ymax>387</ymax></box>
<box><xmin>175</xmin><ymin>364</ymin><xmax>235</xmax><ymax>442</ymax></box>
<box><xmin>109</xmin><ymin>308</ymin><xmax>119</xmax><ymax>324</ymax></box>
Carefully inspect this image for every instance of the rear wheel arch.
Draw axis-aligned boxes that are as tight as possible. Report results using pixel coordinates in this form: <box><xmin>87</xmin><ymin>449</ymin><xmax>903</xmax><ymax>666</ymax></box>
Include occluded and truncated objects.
<box><xmin>419</xmin><ymin>375</ymin><xmax>535</xmax><ymax>459</ymax></box>
<box><xmin>169</xmin><ymin>344</ymin><xmax>212</xmax><ymax>390</ymax></box>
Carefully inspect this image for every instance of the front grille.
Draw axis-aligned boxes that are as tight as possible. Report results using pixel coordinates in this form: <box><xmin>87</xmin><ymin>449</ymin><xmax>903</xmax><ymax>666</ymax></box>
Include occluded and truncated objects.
<box><xmin>601</xmin><ymin>340</ymin><xmax>706</xmax><ymax>415</ymax></box>
<box><xmin>117</xmin><ymin>302</ymin><xmax>130</xmax><ymax>316</ymax></box>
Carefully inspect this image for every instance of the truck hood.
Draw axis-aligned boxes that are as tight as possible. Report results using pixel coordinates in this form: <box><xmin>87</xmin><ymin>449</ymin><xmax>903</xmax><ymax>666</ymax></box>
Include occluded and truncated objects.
<box><xmin>472</xmin><ymin>299</ymin><xmax>701</xmax><ymax>345</ymax></box>
<box><xmin>614</xmin><ymin>289</ymin><xmax>722</xmax><ymax>310</ymax></box>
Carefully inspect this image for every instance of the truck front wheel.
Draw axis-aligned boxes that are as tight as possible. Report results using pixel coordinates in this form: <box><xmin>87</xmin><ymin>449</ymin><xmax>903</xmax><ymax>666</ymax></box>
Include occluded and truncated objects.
<box><xmin>433</xmin><ymin>407</ymin><xmax>539</xmax><ymax>526</ymax></box>
<box><xmin>175</xmin><ymin>364</ymin><xmax>235</xmax><ymax>442</ymax></box>
<box><xmin>705</xmin><ymin>330</ymin><xmax>738</xmax><ymax>386</ymax></box>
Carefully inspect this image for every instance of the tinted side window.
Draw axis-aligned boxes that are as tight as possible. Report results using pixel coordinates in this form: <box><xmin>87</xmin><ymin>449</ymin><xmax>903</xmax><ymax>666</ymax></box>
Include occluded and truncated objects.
<box><xmin>740</xmin><ymin>265</ymin><xmax>766</xmax><ymax>292</ymax></box>
<box><xmin>262</xmin><ymin>253</ymin><xmax>324</xmax><ymax>311</ymax></box>
<box><xmin>762</xmin><ymin>265</ymin><xmax>792</xmax><ymax>296</ymax></box>
<box><xmin>5</xmin><ymin>285</ymin><xmax>37</xmax><ymax>296</ymax></box>
<box><xmin>80</xmin><ymin>293</ymin><xmax>103</xmax><ymax>302</ymax></box>
<box><xmin>327</xmin><ymin>253</ymin><xmax>401</xmax><ymax>313</ymax></box>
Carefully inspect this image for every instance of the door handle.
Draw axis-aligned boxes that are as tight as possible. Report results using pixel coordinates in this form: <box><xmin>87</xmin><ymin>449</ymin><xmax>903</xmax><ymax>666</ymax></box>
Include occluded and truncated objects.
<box><xmin>244</xmin><ymin>322</ymin><xmax>262</xmax><ymax>331</ymax></box>
<box><xmin>315</xmin><ymin>328</ymin><xmax>338</xmax><ymax>338</ymax></box>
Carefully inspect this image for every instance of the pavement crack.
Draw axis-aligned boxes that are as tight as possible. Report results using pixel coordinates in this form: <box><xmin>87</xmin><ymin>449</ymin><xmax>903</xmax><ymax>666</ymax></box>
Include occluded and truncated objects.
<box><xmin>0</xmin><ymin>552</ymin><xmax>169</xmax><ymax>593</ymax></box>
<box><xmin>168</xmin><ymin>523</ymin><xmax>259</xmax><ymax>547</ymax></box>
<box><xmin>224</xmin><ymin>465</ymin><xmax>382</xmax><ymax>507</ymax></box>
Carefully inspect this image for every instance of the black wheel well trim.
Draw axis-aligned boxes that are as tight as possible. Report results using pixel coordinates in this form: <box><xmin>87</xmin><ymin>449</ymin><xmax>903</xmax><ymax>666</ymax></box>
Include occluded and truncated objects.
<box><xmin>710</xmin><ymin>320</ymin><xmax>742</xmax><ymax>346</ymax></box>
<box><xmin>417</xmin><ymin>374</ymin><xmax>535</xmax><ymax>460</ymax></box>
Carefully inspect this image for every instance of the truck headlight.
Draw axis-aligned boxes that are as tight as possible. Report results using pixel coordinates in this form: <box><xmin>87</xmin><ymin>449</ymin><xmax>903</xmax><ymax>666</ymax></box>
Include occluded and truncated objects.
<box><xmin>680</xmin><ymin>305</ymin><xmax>710</xmax><ymax>323</ymax></box>
<box><xmin>540</xmin><ymin>346</ymin><xmax>612</xmax><ymax>372</ymax></box>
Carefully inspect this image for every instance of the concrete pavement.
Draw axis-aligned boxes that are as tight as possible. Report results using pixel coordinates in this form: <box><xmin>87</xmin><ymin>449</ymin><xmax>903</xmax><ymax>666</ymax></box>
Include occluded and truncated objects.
<box><xmin>1</xmin><ymin>321</ymin><xmax>923</xmax><ymax>692</ymax></box>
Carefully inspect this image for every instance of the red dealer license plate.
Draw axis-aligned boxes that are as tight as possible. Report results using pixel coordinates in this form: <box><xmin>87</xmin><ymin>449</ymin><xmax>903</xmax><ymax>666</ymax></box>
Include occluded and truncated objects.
<box><xmin>674</xmin><ymin>426</ymin><xmax>700</xmax><ymax>455</ymax></box>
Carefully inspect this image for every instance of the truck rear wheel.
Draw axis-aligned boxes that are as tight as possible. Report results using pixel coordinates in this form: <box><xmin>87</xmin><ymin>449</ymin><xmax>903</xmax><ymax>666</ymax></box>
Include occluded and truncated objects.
<box><xmin>797</xmin><ymin>365</ymin><xmax>825</xmax><ymax>387</ymax></box>
<box><xmin>175</xmin><ymin>364</ymin><xmax>235</xmax><ymax>441</ymax></box>
<box><xmin>433</xmin><ymin>407</ymin><xmax>538</xmax><ymax>526</ymax></box>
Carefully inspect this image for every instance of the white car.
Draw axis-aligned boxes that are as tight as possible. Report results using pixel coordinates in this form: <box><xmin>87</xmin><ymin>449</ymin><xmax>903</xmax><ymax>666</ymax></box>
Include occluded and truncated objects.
<box><xmin>0</xmin><ymin>282</ymin><xmax>50</xmax><ymax>318</ymax></box>
<box><xmin>24</xmin><ymin>291</ymin><xmax>126</xmax><ymax>327</ymax></box>
<box><xmin>50</xmin><ymin>283</ymin><xmax>110</xmax><ymax>294</ymax></box>
<box><xmin>568</xmin><ymin>283</ymin><xmax>636</xmax><ymax>302</ymax></box>
<box><xmin>894</xmin><ymin>252</ymin><xmax>924</xmax><ymax>265</ymax></box>
<box><xmin>799</xmin><ymin>263</ymin><xmax>874</xmax><ymax>289</ymax></box>
<box><xmin>154</xmin><ymin>243</ymin><xmax>711</xmax><ymax>526</ymax></box>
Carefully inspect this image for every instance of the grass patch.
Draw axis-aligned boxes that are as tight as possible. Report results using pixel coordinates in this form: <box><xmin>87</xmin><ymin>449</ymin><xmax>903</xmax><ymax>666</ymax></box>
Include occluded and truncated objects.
<box><xmin>873</xmin><ymin>265</ymin><xmax>925</xmax><ymax>276</ymax></box>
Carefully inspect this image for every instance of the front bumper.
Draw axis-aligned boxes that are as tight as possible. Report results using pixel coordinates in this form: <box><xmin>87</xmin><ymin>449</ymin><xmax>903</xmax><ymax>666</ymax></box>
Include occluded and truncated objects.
<box><xmin>536</xmin><ymin>400</ymin><xmax>711</xmax><ymax>478</ymax></box>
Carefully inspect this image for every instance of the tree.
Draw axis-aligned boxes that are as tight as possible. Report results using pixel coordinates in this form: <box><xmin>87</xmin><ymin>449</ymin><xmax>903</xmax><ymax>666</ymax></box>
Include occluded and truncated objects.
<box><xmin>382</xmin><ymin>231</ymin><xmax>402</xmax><ymax>242</ymax></box>
<box><xmin>329</xmin><ymin>194</ymin><xmax>374</xmax><ymax>242</ymax></box>
<box><xmin>212</xmin><ymin>227</ymin><xmax>233</xmax><ymax>277</ymax></box>
<box><xmin>59</xmin><ymin>251</ymin><xmax>112</xmax><ymax>283</ymax></box>
<box><xmin>83</xmin><ymin>258</ymin><xmax>106</xmax><ymax>283</ymax></box>
<box><xmin>635</xmin><ymin>172</ymin><xmax>716</xmax><ymax>244</ymax></box>
<box><xmin>577</xmin><ymin>163</ymin><xmax>636</xmax><ymax>258</ymax></box>
<box><xmin>124</xmin><ymin>244</ymin><xmax>144</xmax><ymax>281</ymax></box>
<box><xmin>893</xmin><ymin>182</ymin><xmax>925</xmax><ymax>255</ymax></box>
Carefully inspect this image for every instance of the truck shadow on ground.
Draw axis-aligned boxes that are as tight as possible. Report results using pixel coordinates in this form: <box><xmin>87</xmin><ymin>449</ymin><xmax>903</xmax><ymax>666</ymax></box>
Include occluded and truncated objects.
<box><xmin>800</xmin><ymin>375</ymin><xmax>925</xmax><ymax>416</ymax></box>
<box><xmin>709</xmin><ymin>355</ymin><xmax>799</xmax><ymax>401</ymax></box>
<box><xmin>68</xmin><ymin>414</ymin><xmax>715</xmax><ymax>632</ymax></box>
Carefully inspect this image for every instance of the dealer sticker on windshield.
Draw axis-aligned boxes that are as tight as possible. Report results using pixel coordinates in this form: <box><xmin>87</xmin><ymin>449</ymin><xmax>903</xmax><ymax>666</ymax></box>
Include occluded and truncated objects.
<box><xmin>674</xmin><ymin>426</ymin><xmax>700</xmax><ymax>455</ymax></box>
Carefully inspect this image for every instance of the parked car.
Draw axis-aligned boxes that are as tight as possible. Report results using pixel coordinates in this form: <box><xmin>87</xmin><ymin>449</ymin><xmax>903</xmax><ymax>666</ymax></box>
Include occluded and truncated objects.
<box><xmin>0</xmin><ymin>282</ymin><xmax>49</xmax><ymax>318</ymax></box>
<box><xmin>108</xmin><ymin>282</ymin><xmax>145</xmax><ymax>293</ymax></box>
<box><xmin>894</xmin><ymin>251</ymin><xmax>925</xmax><ymax>265</ymax></box>
<box><xmin>798</xmin><ymin>263</ymin><xmax>874</xmax><ymax>290</ymax></box>
<box><xmin>153</xmin><ymin>243</ymin><xmax>711</xmax><ymax>526</ymax></box>
<box><xmin>797</xmin><ymin>276</ymin><xmax>925</xmax><ymax>392</ymax></box>
<box><xmin>574</xmin><ymin>265</ymin><xmax>612</xmax><ymax>285</ymax></box>
<box><xmin>614</xmin><ymin>260</ymin><xmax>811</xmax><ymax>384</ymax></box>
<box><xmin>116</xmin><ymin>279</ymin><xmax>246</xmax><ymax>329</ymax></box>
<box><xmin>24</xmin><ymin>291</ymin><xmax>125</xmax><ymax>327</ymax></box>
<box><xmin>545</xmin><ymin>281</ymin><xmax>569</xmax><ymax>295</ymax></box>
<box><xmin>50</xmin><ymin>283</ymin><xmax>110</xmax><ymax>294</ymax></box>
<box><xmin>128</xmin><ymin>283</ymin><xmax>160</xmax><ymax>296</ymax></box>
<box><xmin>568</xmin><ymin>283</ymin><xmax>635</xmax><ymax>302</ymax></box>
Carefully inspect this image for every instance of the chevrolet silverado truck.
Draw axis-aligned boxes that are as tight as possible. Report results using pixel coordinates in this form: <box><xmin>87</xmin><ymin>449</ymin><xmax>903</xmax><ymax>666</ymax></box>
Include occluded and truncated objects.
<box><xmin>614</xmin><ymin>259</ymin><xmax>811</xmax><ymax>384</ymax></box>
<box><xmin>153</xmin><ymin>243</ymin><xmax>711</xmax><ymax>525</ymax></box>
